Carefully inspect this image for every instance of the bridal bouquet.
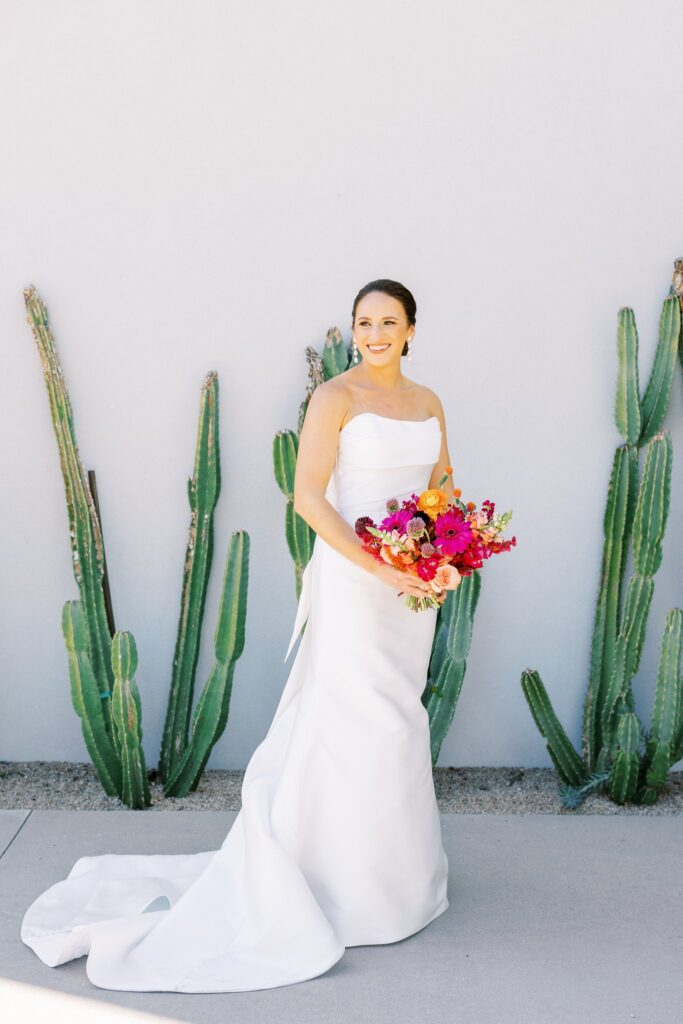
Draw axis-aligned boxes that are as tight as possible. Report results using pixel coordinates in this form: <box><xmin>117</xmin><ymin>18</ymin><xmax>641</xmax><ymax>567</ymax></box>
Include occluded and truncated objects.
<box><xmin>354</xmin><ymin>466</ymin><xmax>516</xmax><ymax>612</ymax></box>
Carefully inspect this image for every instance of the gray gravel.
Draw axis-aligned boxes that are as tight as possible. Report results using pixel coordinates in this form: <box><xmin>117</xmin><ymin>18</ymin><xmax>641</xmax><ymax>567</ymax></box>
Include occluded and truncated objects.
<box><xmin>2</xmin><ymin>761</ymin><xmax>682</xmax><ymax>814</ymax></box>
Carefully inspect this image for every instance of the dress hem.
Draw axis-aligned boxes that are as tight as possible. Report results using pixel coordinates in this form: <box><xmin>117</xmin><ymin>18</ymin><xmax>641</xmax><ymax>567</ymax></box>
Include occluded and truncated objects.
<box><xmin>342</xmin><ymin>894</ymin><xmax>449</xmax><ymax>948</ymax></box>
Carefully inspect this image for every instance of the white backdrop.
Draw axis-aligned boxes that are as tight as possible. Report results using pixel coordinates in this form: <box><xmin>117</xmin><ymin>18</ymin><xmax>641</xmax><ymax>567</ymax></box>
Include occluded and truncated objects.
<box><xmin>1</xmin><ymin>0</ymin><xmax>682</xmax><ymax>769</ymax></box>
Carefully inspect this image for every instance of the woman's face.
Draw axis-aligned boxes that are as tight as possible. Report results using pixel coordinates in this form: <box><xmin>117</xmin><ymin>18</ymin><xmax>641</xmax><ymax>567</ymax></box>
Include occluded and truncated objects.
<box><xmin>353</xmin><ymin>291</ymin><xmax>412</xmax><ymax>363</ymax></box>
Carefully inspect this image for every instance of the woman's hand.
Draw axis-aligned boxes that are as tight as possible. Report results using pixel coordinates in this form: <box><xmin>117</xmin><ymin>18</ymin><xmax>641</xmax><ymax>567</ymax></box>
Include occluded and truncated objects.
<box><xmin>369</xmin><ymin>561</ymin><xmax>436</xmax><ymax>599</ymax></box>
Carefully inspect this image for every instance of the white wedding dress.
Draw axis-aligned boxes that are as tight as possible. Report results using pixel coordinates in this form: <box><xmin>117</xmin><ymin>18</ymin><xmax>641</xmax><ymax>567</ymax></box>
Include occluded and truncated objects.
<box><xmin>20</xmin><ymin>412</ymin><xmax>450</xmax><ymax>992</ymax></box>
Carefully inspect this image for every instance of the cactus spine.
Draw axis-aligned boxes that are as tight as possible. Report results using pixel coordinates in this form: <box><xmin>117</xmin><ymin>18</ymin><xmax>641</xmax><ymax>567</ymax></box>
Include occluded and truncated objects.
<box><xmin>521</xmin><ymin>276</ymin><xmax>683</xmax><ymax>807</ymax></box>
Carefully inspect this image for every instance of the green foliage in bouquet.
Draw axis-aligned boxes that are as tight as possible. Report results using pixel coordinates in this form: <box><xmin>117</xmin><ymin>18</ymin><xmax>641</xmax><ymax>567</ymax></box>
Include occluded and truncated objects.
<box><xmin>273</xmin><ymin>327</ymin><xmax>357</xmax><ymax>599</ymax></box>
<box><xmin>521</xmin><ymin>270</ymin><xmax>683</xmax><ymax>808</ymax></box>
<box><xmin>24</xmin><ymin>286</ymin><xmax>249</xmax><ymax>807</ymax></box>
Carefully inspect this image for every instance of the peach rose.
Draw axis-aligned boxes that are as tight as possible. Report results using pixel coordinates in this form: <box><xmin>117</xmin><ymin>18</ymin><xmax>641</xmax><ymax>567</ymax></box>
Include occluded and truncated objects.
<box><xmin>430</xmin><ymin>564</ymin><xmax>461</xmax><ymax>592</ymax></box>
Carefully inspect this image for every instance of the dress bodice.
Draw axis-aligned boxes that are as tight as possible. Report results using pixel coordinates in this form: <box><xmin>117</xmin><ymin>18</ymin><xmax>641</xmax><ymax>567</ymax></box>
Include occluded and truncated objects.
<box><xmin>324</xmin><ymin>413</ymin><xmax>443</xmax><ymax>527</ymax></box>
<box><xmin>285</xmin><ymin>412</ymin><xmax>442</xmax><ymax>662</ymax></box>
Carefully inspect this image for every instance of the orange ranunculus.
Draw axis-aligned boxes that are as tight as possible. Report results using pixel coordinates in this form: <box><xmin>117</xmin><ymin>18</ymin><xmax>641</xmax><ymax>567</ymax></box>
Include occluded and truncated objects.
<box><xmin>417</xmin><ymin>488</ymin><xmax>449</xmax><ymax>521</ymax></box>
<box><xmin>380</xmin><ymin>546</ymin><xmax>408</xmax><ymax>571</ymax></box>
<box><xmin>453</xmin><ymin>487</ymin><xmax>461</xmax><ymax>499</ymax></box>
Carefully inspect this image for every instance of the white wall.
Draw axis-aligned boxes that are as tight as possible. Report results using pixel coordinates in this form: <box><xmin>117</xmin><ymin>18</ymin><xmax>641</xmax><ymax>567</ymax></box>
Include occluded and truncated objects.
<box><xmin>1</xmin><ymin>0</ymin><xmax>682</xmax><ymax>769</ymax></box>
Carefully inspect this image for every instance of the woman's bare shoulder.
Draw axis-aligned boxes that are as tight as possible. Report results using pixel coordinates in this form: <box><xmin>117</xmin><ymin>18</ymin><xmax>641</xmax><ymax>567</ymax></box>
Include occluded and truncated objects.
<box><xmin>411</xmin><ymin>382</ymin><xmax>444</xmax><ymax>419</ymax></box>
<box><xmin>304</xmin><ymin>376</ymin><xmax>352</xmax><ymax>429</ymax></box>
<box><xmin>309</xmin><ymin>375</ymin><xmax>352</xmax><ymax>406</ymax></box>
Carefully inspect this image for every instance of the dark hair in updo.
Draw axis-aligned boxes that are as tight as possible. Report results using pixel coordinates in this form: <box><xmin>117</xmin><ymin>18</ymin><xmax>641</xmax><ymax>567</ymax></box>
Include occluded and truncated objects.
<box><xmin>351</xmin><ymin>279</ymin><xmax>416</xmax><ymax>357</ymax></box>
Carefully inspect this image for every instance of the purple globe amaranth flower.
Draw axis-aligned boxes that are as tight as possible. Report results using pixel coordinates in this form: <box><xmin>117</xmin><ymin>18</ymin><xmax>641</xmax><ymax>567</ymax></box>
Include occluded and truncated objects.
<box><xmin>406</xmin><ymin>516</ymin><xmax>427</xmax><ymax>538</ymax></box>
<box><xmin>385</xmin><ymin>497</ymin><xmax>400</xmax><ymax>514</ymax></box>
<box><xmin>433</xmin><ymin>510</ymin><xmax>473</xmax><ymax>557</ymax></box>
<box><xmin>379</xmin><ymin>508</ymin><xmax>413</xmax><ymax>533</ymax></box>
<box><xmin>420</xmin><ymin>541</ymin><xmax>436</xmax><ymax>556</ymax></box>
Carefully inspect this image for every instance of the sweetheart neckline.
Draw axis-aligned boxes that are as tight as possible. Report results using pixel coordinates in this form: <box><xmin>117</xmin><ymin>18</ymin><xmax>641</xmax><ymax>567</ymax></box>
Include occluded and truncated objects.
<box><xmin>340</xmin><ymin>412</ymin><xmax>440</xmax><ymax>434</ymax></box>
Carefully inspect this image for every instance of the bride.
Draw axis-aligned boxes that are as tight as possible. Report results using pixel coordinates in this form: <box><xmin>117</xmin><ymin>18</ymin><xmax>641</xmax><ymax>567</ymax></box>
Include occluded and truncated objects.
<box><xmin>21</xmin><ymin>278</ymin><xmax>453</xmax><ymax>992</ymax></box>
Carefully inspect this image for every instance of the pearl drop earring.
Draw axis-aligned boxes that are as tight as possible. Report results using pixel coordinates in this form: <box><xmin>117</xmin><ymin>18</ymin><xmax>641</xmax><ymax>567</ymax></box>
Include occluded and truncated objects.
<box><xmin>407</xmin><ymin>337</ymin><xmax>413</xmax><ymax>362</ymax></box>
<box><xmin>351</xmin><ymin>337</ymin><xmax>359</xmax><ymax>363</ymax></box>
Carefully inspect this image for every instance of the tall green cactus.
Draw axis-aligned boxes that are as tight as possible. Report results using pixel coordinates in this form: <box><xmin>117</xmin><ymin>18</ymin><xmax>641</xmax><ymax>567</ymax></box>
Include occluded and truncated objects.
<box><xmin>159</xmin><ymin>372</ymin><xmax>250</xmax><ymax>796</ymax></box>
<box><xmin>23</xmin><ymin>285</ymin><xmax>147</xmax><ymax>802</ymax></box>
<box><xmin>521</xmin><ymin>280</ymin><xmax>683</xmax><ymax>807</ymax></box>
<box><xmin>159</xmin><ymin>372</ymin><xmax>221</xmax><ymax>783</ymax></box>
<box><xmin>24</xmin><ymin>286</ymin><xmax>249</xmax><ymax>807</ymax></box>
<box><xmin>421</xmin><ymin>571</ymin><xmax>482</xmax><ymax>765</ymax></box>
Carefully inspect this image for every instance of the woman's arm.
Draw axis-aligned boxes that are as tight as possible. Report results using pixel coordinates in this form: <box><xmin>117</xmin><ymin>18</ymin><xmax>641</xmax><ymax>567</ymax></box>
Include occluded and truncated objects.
<box><xmin>426</xmin><ymin>392</ymin><xmax>455</xmax><ymax>499</ymax></box>
<box><xmin>293</xmin><ymin>381</ymin><xmax>380</xmax><ymax>575</ymax></box>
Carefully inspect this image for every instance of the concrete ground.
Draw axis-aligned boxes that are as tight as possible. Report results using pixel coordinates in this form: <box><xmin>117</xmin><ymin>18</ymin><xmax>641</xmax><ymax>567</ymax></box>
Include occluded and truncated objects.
<box><xmin>1</xmin><ymin>809</ymin><xmax>681</xmax><ymax>1024</ymax></box>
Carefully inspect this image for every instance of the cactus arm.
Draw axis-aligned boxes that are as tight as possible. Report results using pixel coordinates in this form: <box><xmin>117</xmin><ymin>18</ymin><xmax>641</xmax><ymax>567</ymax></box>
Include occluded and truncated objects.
<box><xmin>274</xmin><ymin>430</ymin><xmax>316</xmax><ymax>601</ymax></box>
<box><xmin>321</xmin><ymin>327</ymin><xmax>352</xmax><ymax>378</ymax></box>
<box><xmin>599</xmin><ymin>577</ymin><xmax>654</xmax><ymax>756</ymax></box>
<box><xmin>62</xmin><ymin>601</ymin><xmax>121</xmax><ymax>796</ymax></box>
<box><xmin>614</xmin><ymin>307</ymin><xmax>642</xmax><ymax>444</ymax></box>
<box><xmin>607</xmin><ymin>712</ymin><xmax>642</xmax><ymax>804</ymax></box>
<box><xmin>110</xmin><ymin>632</ymin><xmax>151</xmax><ymax>809</ymax></box>
<box><xmin>646</xmin><ymin>608</ymin><xmax>682</xmax><ymax>748</ymax></box>
<box><xmin>637</xmin><ymin>744</ymin><xmax>672</xmax><ymax>805</ymax></box>
<box><xmin>159</xmin><ymin>373</ymin><xmax>221</xmax><ymax>783</ymax></box>
<box><xmin>422</xmin><ymin>610</ymin><xmax>449</xmax><ymax>695</ymax></box>
<box><xmin>273</xmin><ymin>430</ymin><xmax>297</xmax><ymax>499</ymax></box>
<box><xmin>444</xmin><ymin>569</ymin><xmax>482</xmax><ymax>663</ymax></box>
<box><xmin>424</xmin><ymin>658</ymin><xmax>466</xmax><ymax>767</ymax></box>
<box><xmin>637</xmin><ymin>608</ymin><xmax>683</xmax><ymax>802</ymax></box>
<box><xmin>639</xmin><ymin>295</ymin><xmax>681</xmax><ymax>443</ymax></box>
<box><xmin>163</xmin><ymin>530</ymin><xmax>249</xmax><ymax>797</ymax></box>
<box><xmin>521</xmin><ymin>669</ymin><xmax>588</xmax><ymax>787</ymax></box>
<box><xmin>631</xmin><ymin>432</ymin><xmax>672</xmax><ymax>579</ymax></box>
<box><xmin>284</xmin><ymin>500</ymin><xmax>316</xmax><ymax>601</ymax></box>
<box><xmin>420</xmin><ymin>571</ymin><xmax>481</xmax><ymax>765</ymax></box>
<box><xmin>583</xmin><ymin>445</ymin><xmax>637</xmax><ymax>766</ymax></box>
